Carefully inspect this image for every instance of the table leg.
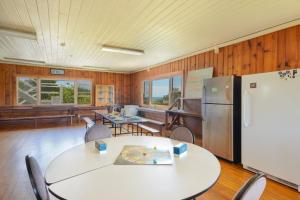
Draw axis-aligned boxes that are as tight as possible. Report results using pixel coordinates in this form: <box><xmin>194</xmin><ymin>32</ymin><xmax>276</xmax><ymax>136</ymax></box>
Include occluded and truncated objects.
<box><xmin>114</xmin><ymin>123</ymin><xmax>117</xmax><ymax>137</ymax></box>
<box><xmin>119</xmin><ymin>124</ymin><xmax>122</xmax><ymax>135</ymax></box>
<box><xmin>135</xmin><ymin>123</ymin><xmax>138</xmax><ymax>136</ymax></box>
<box><xmin>140</xmin><ymin>125</ymin><xmax>143</xmax><ymax>136</ymax></box>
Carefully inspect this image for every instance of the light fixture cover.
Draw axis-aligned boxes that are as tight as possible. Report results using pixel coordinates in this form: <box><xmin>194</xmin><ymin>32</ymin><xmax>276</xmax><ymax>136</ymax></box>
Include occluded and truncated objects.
<box><xmin>0</xmin><ymin>27</ymin><xmax>37</xmax><ymax>40</ymax></box>
<box><xmin>3</xmin><ymin>57</ymin><xmax>45</xmax><ymax>64</ymax></box>
<box><xmin>101</xmin><ymin>45</ymin><xmax>144</xmax><ymax>56</ymax></box>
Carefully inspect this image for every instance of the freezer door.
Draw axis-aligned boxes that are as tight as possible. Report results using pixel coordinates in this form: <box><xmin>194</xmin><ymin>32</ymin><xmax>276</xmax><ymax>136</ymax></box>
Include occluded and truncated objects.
<box><xmin>242</xmin><ymin>70</ymin><xmax>300</xmax><ymax>186</ymax></box>
<box><xmin>202</xmin><ymin>104</ymin><xmax>233</xmax><ymax>161</ymax></box>
<box><xmin>203</xmin><ymin>76</ymin><xmax>234</xmax><ymax>104</ymax></box>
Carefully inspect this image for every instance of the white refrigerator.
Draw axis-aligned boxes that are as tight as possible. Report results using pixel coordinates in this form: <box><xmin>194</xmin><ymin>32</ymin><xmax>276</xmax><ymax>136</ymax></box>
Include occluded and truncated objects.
<box><xmin>242</xmin><ymin>69</ymin><xmax>300</xmax><ymax>192</ymax></box>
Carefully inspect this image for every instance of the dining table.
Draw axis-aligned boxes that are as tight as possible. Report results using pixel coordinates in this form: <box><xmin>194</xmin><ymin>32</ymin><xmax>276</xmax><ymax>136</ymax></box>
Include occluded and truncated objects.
<box><xmin>92</xmin><ymin>110</ymin><xmax>148</xmax><ymax>136</ymax></box>
<box><xmin>45</xmin><ymin>136</ymin><xmax>220</xmax><ymax>200</ymax></box>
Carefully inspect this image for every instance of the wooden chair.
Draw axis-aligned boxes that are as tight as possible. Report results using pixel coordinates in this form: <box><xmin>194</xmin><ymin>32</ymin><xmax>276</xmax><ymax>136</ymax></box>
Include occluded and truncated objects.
<box><xmin>233</xmin><ymin>172</ymin><xmax>266</xmax><ymax>200</ymax></box>
<box><xmin>170</xmin><ymin>126</ymin><xmax>195</xmax><ymax>144</ymax></box>
<box><xmin>25</xmin><ymin>155</ymin><xmax>49</xmax><ymax>200</ymax></box>
<box><xmin>84</xmin><ymin>124</ymin><xmax>112</xmax><ymax>143</ymax></box>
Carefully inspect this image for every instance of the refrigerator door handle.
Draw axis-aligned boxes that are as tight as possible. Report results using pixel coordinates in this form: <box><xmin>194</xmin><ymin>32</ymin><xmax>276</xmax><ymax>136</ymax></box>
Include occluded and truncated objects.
<box><xmin>243</xmin><ymin>90</ymin><xmax>251</xmax><ymax>127</ymax></box>
<box><xmin>202</xmin><ymin>86</ymin><xmax>206</xmax><ymax>121</ymax></box>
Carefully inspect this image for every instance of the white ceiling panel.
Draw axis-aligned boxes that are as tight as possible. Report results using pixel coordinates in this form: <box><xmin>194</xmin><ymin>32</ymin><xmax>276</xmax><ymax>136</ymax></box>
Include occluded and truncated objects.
<box><xmin>0</xmin><ymin>0</ymin><xmax>300</xmax><ymax>72</ymax></box>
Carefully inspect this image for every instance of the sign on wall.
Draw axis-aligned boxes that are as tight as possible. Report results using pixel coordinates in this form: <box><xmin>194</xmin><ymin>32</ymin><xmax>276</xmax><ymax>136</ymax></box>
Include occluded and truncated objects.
<box><xmin>185</xmin><ymin>67</ymin><xmax>213</xmax><ymax>98</ymax></box>
<box><xmin>50</xmin><ymin>68</ymin><xmax>65</xmax><ymax>75</ymax></box>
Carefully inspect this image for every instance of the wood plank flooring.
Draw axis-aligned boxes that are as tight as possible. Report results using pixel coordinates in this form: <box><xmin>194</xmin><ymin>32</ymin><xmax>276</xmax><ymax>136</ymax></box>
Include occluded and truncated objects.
<box><xmin>0</xmin><ymin>125</ymin><xmax>299</xmax><ymax>200</ymax></box>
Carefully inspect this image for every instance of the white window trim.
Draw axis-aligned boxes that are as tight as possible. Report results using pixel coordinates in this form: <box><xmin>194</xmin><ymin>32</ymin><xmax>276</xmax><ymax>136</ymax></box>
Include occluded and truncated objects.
<box><xmin>39</xmin><ymin>78</ymin><xmax>76</xmax><ymax>105</ymax></box>
<box><xmin>16</xmin><ymin>77</ymin><xmax>39</xmax><ymax>106</ymax></box>
<box><xmin>16</xmin><ymin>76</ymin><xmax>92</xmax><ymax>106</ymax></box>
<box><xmin>142</xmin><ymin>75</ymin><xmax>183</xmax><ymax>109</ymax></box>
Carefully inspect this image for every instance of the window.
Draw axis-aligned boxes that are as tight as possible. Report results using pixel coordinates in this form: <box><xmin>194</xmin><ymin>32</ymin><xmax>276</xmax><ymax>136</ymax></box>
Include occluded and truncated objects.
<box><xmin>142</xmin><ymin>75</ymin><xmax>182</xmax><ymax>107</ymax></box>
<box><xmin>95</xmin><ymin>85</ymin><xmax>114</xmax><ymax>106</ymax></box>
<box><xmin>40</xmin><ymin>80</ymin><xmax>75</xmax><ymax>105</ymax></box>
<box><xmin>77</xmin><ymin>80</ymin><xmax>92</xmax><ymax>105</ymax></box>
<box><xmin>171</xmin><ymin>76</ymin><xmax>182</xmax><ymax>104</ymax></box>
<box><xmin>17</xmin><ymin>77</ymin><xmax>38</xmax><ymax>105</ymax></box>
<box><xmin>17</xmin><ymin>77</ymin><xmax>92</xmax><ymax>105</ymax></box>
<box><xmin>143</xmin><ymin>80</ymin><xmax>150</xmax><ymax>105</ymax></box>
<box><xmin>151</xmin><ymin>79</ymin><xmax>170</xmax><ymax>105</ymax></box>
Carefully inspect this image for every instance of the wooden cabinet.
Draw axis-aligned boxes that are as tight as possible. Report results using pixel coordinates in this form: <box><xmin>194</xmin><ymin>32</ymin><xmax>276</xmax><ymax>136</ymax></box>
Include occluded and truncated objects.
<box><xmin>95</xmin><ymin>85</ymin><xmax>114</xmax><ymax>106</ymax></box>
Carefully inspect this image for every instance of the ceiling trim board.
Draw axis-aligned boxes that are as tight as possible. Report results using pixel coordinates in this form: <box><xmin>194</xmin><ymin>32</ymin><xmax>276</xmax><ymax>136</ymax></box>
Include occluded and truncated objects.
<box><xmin>0</xmin><ymin>60</ymin><xmax>130</xmax><ymax>74</ymax></box>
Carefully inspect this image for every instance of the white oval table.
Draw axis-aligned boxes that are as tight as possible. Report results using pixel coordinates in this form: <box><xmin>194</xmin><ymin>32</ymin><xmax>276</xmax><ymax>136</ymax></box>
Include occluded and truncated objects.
<box><xmin>45</xmin><ymin>136</ymin><xmax>220</xmax><ymax>200</ymax></box>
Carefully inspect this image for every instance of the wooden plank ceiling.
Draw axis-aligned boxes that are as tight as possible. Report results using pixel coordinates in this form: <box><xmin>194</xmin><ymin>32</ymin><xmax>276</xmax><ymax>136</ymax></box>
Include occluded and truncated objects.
<box><xmin>0</xmin><ymin>0</ymin><xmax>300</xmax><ymax>72</ymax></box>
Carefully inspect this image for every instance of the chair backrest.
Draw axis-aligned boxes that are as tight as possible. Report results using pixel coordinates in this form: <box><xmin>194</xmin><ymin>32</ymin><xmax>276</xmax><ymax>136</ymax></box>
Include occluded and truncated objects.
<box><xmin>85</xmin><ymin>124</ymin><xmax>112</xmax><ymax>143</ymax></box>
<box><xmin>25</xmin><ymin>155</ymin><xmax>49</xmax><ymax>200</ymax></box>
<box><xmin>233</xmin><ymin>172</ymin><xmax>266</xmax><ymax>200</ymax></box>
<box><xmin>107</xmin><ymin>104</ymin><xmax>122</xmax><ymax>113</ymax></box>
<box><xmin>124</xmin><ymin>105</ymin><xmax>139</xmax><ymax>116</ymax></box>
<box><xmin>170</xmin><ymin>126</ymin><xmax>195</xmax><ymax>143</ymax></box>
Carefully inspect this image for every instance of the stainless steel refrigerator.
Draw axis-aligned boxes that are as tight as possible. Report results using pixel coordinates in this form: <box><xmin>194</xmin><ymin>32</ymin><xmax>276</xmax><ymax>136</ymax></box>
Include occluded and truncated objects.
<box><xmin>202</xmin><ymin>76</ymin><xmax>241</xmax><ymax>162</ymax></box>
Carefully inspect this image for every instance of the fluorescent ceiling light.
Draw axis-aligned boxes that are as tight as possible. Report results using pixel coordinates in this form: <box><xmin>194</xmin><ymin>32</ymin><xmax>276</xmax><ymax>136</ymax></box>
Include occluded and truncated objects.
<box><xmin>82</xmin><ymin>66</ymin><xmax>111</xmax><ymax>70</ymax></box>
<box><xmin>101</xmin><ymin>45</ymin><xmax>144</xmax><ymax>56</ymax></box>
<box><xmin>3</xmin><ymin>57</ymin><xmax>45</xmax><ymax>64</ymax></box>
<box><xmin>0</xmin><ymin>27</ymin><xmax>37</xmax><ymax>40</ymax></box>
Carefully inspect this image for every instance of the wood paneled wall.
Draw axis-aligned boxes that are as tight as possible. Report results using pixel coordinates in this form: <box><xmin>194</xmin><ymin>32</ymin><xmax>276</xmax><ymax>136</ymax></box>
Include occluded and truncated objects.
<box><xmin>131</xmin><ymin>25</ymin><xmax>300</xmax><ymax>105</ymax></box>
<box><xmin>0</xmin><ymin>63</ymin><xmax>131</xmax><ymax>107</ymax></box>
<box><xmin>1</xmin><ymin>25</ymin><xmax>300</xmax><ymax>107</ymax></box>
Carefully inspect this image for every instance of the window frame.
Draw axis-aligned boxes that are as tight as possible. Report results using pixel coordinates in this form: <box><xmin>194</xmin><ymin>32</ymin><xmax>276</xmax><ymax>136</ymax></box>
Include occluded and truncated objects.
<box><xmin>76</xmin><ymin>80</ymin><xmax>93</xmax><ymax>106</ymax></box>
<box><xmin>16</xmin><ymin>76</ymin><xmax>93</xmax><ymax>106</ymax></box>
<box><xmin>16</xmin><ymin>77</ymin><xmax>39</xmax><ymax>106</ymax></box>
<box><xmin>141</xmin><ymin>72</ymin><xmax>183</xmax><ymax>109</ymax></box>
<box><xmin>39</xmin><ymin>78</ymin><xmax>76</xmax><ymax>105</ymax></box>
<box><xmin>95</xmin><ymin>84</ymin><xmax>115</xmax><ymax>106</ymax></box>
<box><xmin>142</xmin><ymin>80</ymin><xmax>151</xmax><ymax>105</ymax></box>
<box><xmin>151</xmin><ymin>78</ymin><xmax>171</xmax><ymax>107</ymax></box>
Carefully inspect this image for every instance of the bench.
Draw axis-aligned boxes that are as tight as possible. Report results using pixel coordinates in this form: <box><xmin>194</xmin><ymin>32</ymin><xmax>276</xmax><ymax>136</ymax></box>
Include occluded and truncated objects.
<box><xmin>135</xmin><ymin>117</ymin><xmax>165</xmax><ymax>136</ymax></box>
<box><xmin>137</xmin><ymin>124</ymin><xmax>160</xmax><ymax>136</ymax></box>
<box><xmin>0</xmin><ymin>115</ymin><xmax>75</xmax><ymax>128</ymax></box>
<box><xmin>140</xmin><ymin>117</ymin><xmax>165</xmax><ymax>126</ymax></box>
<box><xmin>82</xmin><ymin>117</ymin><xmax>95</xmax><ymax>129</ymax></box>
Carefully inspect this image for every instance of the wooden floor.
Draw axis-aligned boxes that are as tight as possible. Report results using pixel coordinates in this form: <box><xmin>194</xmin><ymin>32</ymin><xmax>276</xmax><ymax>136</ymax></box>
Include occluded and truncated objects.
<box><xmin>0</xmin><ymin>125</ymin><xmax>299</xmax><ymax>200</ymax></box>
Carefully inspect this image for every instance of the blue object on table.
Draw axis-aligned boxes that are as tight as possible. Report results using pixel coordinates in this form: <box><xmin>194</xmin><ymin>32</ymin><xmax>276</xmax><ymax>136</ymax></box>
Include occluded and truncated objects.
<box><xmin>173</xmin><ymin>143</ymin><xmax>187</xmax><ymax>155</ymax></box>
<box><xmin>95</xmin><ymin>140</ymin><xmax>107</xmax><ymax>152</ymax></box>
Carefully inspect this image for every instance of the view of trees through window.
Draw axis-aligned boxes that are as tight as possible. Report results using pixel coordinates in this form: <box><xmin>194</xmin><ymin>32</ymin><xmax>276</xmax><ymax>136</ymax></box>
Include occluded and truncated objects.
<box><xmin>17</xmin><ymin>77</ymin><xmax>92</xmax><ymax>105</ymax></box>
<box><xmin>143</xmin><ymin>75</ymin><xmax>182</xmax><ymax>106</ymax></box>
<box><xmin>77</xmin><ymin>80</ymin><xmax>92</xmax><ymax>105</ymax></box>
<box><xmin>41</xmin><ymin>80</ymin><xmax>75</xmax><ymax>104</ymax></box>
<box><xmin>152</xmin><ymin>79</ymin><xmax>170</xmax><ymax>105</ymax></box>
